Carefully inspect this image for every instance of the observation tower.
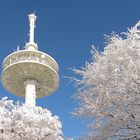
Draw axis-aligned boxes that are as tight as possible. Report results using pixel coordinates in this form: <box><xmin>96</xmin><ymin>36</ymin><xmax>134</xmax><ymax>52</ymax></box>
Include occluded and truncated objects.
<box><xmin>1</xmin><ymin>14</ymin><xmax>59</xmax><ymax>106</ymax></box>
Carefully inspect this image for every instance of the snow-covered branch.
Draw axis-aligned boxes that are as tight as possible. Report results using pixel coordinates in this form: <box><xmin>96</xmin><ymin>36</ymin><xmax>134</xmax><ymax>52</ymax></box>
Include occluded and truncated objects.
<box><xmin>0</xmin><ymin>97</ymin><xmax>63</xmax><ymax>140</ymax></box>
<box><xmin>73</xmin><ymin>21</ymin><xmax>140</xmax><ymax>139</ymax></box>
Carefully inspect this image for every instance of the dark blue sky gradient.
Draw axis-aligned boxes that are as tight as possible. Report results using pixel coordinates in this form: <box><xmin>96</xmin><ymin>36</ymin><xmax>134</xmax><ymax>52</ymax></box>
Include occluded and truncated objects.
<box><xmin>0</xmin><ymin>0</ymin><xmax>140</xmax><ymax>138</ymax></box>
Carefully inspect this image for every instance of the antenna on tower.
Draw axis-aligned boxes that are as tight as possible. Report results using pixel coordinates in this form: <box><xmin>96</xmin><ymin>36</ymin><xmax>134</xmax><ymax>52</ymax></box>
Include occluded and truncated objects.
<box><xmin>25</xmin><ymin>13</ymin><xmax>38</xmax><ymax>50</ymax></box>
<box><xmin>16</xmin><ymin>45</ymin><xmax>19</xmax><ymax>51</ymax></box>
<box><xmin>28</xmin><ymin>13</ymin><xmax>36</xmax><ymax>44</ymax></box>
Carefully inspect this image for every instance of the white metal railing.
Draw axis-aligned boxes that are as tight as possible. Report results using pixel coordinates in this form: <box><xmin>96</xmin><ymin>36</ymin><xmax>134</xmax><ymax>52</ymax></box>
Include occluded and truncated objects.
<box><xmin>3</xmin><ymin>53</ymin><xmax>58</xmax><ymax>72</ymax></box>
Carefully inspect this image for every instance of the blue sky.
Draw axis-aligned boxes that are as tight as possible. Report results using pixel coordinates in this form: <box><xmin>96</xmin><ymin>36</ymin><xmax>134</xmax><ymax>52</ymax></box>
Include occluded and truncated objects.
<box><xmin>0</xmin><ymin>0</ymin><xmax>140</xmax><ymax>139</ymax></box>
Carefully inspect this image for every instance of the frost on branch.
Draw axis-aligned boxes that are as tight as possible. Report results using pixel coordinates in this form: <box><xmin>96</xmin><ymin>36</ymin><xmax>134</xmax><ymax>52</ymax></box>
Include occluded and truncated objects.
<box><xmin>0</xmin><ymin>97</ymin><xmax>63</xmax><ymax>140</ymax></box>
<box><xmin>73</xmin><ymin>21</ymin><xmax>140</xmax><ymax>139</ymax></box>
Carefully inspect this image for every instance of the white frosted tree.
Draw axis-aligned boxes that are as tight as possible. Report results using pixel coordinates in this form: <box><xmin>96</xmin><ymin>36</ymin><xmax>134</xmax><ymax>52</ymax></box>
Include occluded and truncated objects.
<box><xmin>0</xmin><ymin>97</ymin><xmax>63</xmax><ymax>140</ymax></box>
<box><xmin>73</xmin><ymin>21</ymin><xmax>140</xmax><ymax>139</ymax></box>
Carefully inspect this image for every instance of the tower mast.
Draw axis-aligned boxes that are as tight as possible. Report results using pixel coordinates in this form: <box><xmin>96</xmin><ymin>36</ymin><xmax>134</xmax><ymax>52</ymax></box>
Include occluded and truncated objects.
<box><xmin>24</xmin><ymin>14</ymin><xmax>37</xmax><ymax>106</ymax></box>
<box><xmin>29</xmin><ymin>14</ymin><xmax>36</xmax><ymax>44</ymax></box>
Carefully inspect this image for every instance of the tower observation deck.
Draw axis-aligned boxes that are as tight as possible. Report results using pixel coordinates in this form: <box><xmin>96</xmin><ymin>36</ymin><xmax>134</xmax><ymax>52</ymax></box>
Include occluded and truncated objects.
<box><xmin>1</xmin><ymin>14</ymin><xmax>59</xmax><ymax>106</ymax></box>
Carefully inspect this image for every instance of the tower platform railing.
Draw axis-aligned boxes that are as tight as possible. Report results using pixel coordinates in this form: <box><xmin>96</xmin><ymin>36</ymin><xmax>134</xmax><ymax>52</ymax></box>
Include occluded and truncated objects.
<box><xmin>2</xmin><ymin>50</ymin><xmax>59</xmax><ymax>73</ymax></box>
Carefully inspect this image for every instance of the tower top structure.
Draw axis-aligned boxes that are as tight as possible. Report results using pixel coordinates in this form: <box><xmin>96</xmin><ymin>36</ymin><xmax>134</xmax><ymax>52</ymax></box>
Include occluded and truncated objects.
<box><xmin>25</xmin><ymin>13</ymin><xmax>38</xmax><ymax>50</ymax></box>
<box><xmin>28</xmin><ymin>14</ymin><xmax>36</xmax><ymax>44</ymax></box>
<box><xmin>1</xmin><ymin>13</ymin><xmax>59</xmax><ymax>106</ymax></box>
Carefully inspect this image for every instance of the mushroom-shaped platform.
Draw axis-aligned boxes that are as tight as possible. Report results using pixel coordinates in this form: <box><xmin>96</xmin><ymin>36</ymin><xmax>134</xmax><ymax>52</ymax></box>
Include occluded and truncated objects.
<box><xmin>1</xmin><ymin>50</ymin><xmax>59</xmax><ymax>98</ymax></box>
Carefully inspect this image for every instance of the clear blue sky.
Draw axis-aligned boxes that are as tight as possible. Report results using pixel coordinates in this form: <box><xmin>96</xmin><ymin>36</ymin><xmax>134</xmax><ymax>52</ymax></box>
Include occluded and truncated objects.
<box><xmin>0</xmin><ymin>0</ymin><xmax>140</xmax><ymax>139</ymax></box>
